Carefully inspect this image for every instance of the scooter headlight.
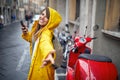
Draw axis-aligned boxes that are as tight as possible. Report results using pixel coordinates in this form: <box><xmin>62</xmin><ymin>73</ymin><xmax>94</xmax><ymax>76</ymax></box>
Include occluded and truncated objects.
<box><xmin>79</xmin><ymin>37</ymin><xmax>86</xmax><ymax>43</ymax></box>
<box><xmin>68</xmin><ymin>41</ymin><xmax>72</xmax><ymax>46</ymax></box>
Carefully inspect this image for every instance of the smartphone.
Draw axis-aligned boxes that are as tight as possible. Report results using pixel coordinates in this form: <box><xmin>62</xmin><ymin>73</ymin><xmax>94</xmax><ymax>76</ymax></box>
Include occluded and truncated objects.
<box><xmin>20</xmin><ymin>21</ymin><xmax>25</xmax><ymax>27</ymax></box>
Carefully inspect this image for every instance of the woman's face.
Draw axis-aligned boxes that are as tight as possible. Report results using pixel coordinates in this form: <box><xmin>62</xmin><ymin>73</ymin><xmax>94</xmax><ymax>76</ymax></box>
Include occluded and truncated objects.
<box><xmin>39</xmin><ymin>10</ymin><xmax>49</xmax><ymax>27</ymax></box>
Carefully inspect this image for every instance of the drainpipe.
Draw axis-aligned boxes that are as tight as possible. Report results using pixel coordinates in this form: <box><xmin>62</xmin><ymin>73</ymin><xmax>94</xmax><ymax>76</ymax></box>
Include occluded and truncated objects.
<box><xmin>65</xmin><ymin>0</ymin><xmax>69</xmax><ymax>26</ymax></box>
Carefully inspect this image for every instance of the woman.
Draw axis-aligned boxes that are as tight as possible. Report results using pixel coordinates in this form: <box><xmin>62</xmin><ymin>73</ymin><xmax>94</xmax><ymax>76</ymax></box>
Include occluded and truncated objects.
<box><xmin>21</xmin><ymin>7</ymin><xmax>62</xmax><ymax>80</ymax></box>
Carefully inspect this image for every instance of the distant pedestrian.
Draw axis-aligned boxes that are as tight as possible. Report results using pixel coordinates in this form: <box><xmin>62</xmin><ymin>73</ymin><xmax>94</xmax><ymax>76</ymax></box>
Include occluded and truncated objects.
<box><xmin>25</xmin><ymin>11</ymin><xmax>33</xmax><ymax>27</ymax></box>
<box><xmin>0</xmin><ymin>14</ymin><xmax>4</xmax><ymax>20</ymax></box>
<box><xmin>11</xmin><ymin>14</ymin><xmax>16</xmax><ymax>22</ymax></box>
<box><xmin>21</xmin><ymin>7</ymin><xmax>62</xmax><ymax>80</ymax></box>
<box><xmin>0</xmin><ymin>14</ymin><xmax>4</xmax><ymax>28</ymax></box>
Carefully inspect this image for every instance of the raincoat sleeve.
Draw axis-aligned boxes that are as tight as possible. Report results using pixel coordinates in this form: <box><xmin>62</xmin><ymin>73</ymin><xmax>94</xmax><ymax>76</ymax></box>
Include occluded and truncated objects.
<box><xmin>22</xmin><ymin>31</ymin><xmax>33</xmax><ymax>56</ymax></box>
<box><xmin>22</xmin><ymin>32</ymin><xmax>32</xmax><ymax>43</ymax></box>
<box><xmin>40</xmin><ymin>30</ymin><xmax>56</xmax><ymax>60</ymax></box>
<box><xmin>21</xmin><ymin>21</ymin><xmax>38</xmax><ymax>43</ymax></box>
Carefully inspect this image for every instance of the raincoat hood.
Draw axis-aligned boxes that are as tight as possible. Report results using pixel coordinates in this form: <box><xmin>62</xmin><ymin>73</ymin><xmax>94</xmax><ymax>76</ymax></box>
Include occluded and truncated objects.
<box><xmin>31</xmin><ymin>7</ymin><xmax>62</xmax><ymax>40</ymax></box>
<box><xmin>46</xmin><ymin>7</ymin><xmax>62</xmax><ymax>30</ymax></box>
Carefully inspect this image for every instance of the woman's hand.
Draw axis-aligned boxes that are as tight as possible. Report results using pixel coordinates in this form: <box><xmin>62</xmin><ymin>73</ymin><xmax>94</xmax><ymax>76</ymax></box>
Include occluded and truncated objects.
<box><xmin>21</xmin><ymin>26</ymin><xmax>28</xmax><ymax>34</ymax></box>
<box><xmin>41</xmin><ymin>53</ymin><xmax>54</xmax><ymax>68</ymax></box>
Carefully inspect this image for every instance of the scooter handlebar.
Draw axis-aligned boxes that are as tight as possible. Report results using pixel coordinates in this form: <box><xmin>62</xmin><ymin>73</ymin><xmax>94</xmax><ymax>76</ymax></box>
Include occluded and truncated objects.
<box><xmin>86</xmin><ymin>37</ymin><xmax>97</xmax><ymax>42</ymax></box>
<box><xmin>92</xmin><ymin>37</ymin><xmax>97</xmax><ymax>39</ymax></box>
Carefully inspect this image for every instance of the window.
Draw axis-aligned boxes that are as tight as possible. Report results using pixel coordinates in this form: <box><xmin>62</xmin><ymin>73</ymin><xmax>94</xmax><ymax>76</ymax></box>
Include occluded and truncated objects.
<box><xmin>104</xmin><ymin>0</ymin><xmax>120</xmax><ymax>31</ymax></box>
<box><xmin>69</xmin><ymin>0</ymin><xmax>76</xmax><ymax>21</ymax></box>
<box><xmin>75</xmin><ymin>0</ymin><xmax>80</xmax><ymax>19</ymax></box>
<box><xmin>103</xmin><ymin>0</ymin><xmax>120</xmax><ymax>38</ymax></box>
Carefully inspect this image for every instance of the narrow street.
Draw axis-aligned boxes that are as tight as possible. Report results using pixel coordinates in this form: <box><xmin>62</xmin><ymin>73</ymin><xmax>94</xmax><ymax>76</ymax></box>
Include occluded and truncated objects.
<box><xmin>0</xmin><ymin>21</ymin><xmax>66</xmax><ymax>80</ymax></box>
<box><xmin>0</xmin><ymin>21</ymin><xmax>30</xmax><ymax>80</ymax></box>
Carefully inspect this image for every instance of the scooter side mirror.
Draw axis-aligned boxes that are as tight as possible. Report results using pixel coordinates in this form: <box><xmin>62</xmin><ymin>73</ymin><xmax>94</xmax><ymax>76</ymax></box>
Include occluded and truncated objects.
<box><xmin>93</xmin><ymin>24</ymin><xmax>99</xmax><ymax>31</ymax></box>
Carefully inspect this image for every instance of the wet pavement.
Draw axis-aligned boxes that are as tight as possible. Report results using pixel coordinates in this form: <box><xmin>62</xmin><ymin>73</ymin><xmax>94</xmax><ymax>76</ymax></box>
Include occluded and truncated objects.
<box><xmin>0</xmin><ymin>21</ymin><xmax>66</xmax><ymax>80</ymax></box>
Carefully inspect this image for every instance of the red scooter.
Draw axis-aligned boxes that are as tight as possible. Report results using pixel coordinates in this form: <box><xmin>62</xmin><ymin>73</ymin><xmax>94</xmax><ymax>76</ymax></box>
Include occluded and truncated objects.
<box><xmin>66</xmin><ymin>35</ymin><xmax>118</xmax><ymax>80</ymax></box>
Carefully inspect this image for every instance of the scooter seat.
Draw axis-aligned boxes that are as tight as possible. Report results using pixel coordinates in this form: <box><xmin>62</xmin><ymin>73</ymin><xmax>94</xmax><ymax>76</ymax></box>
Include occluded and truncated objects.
<box><xmin>78</xmin><ymin>54</ymin><xmax>112</xmax><ymax>62</ymax></box>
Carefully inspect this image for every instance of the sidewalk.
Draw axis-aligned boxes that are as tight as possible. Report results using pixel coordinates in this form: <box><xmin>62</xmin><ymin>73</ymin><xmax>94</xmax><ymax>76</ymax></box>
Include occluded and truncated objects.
<box><xmin>55</xmin><ymin>67</ymin><xmax>66</xmax><ymax>80</ymax></box>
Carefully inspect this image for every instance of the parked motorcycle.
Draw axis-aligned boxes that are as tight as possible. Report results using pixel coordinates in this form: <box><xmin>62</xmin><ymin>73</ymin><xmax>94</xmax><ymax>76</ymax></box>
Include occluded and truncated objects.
<box><xmin>63</xmin><ymin>35</ymin><xmax>73</xmax><ymax>60</ymax></box>
<box><xmin>65</xmin><ymin>25</ymin><xmax>118</xmax><ymax>80</ymax></box>
<box><xmin>68</xmin><ymin>36</ymin><xmax>94</xmax><ymax>68</ymax></box>
<box><xmin>67</xmin><ymin>54</ymin><xmax>118</xmax><ymax>80</ymax></box>
<box><xmin>58</xmin><ymin>25</ymin><xmax>76</xmax><ymax>69</ymax></box>
<box><xmin>58</xmin><ymin>30</ymin><xmax>68</xmax><ymax>53</ymax></box>
<box><xmin>58</xmin><ymin>26</ymin><xmax>73</xmax><ymax>60</ymax></box>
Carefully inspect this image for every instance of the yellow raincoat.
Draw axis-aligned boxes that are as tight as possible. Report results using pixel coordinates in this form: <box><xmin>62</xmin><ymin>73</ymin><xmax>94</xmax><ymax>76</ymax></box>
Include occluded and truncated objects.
<box><xmin>22</xmin><ymin>7</ymin><xmax>62</xmax><ymax>80</ymax></box>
